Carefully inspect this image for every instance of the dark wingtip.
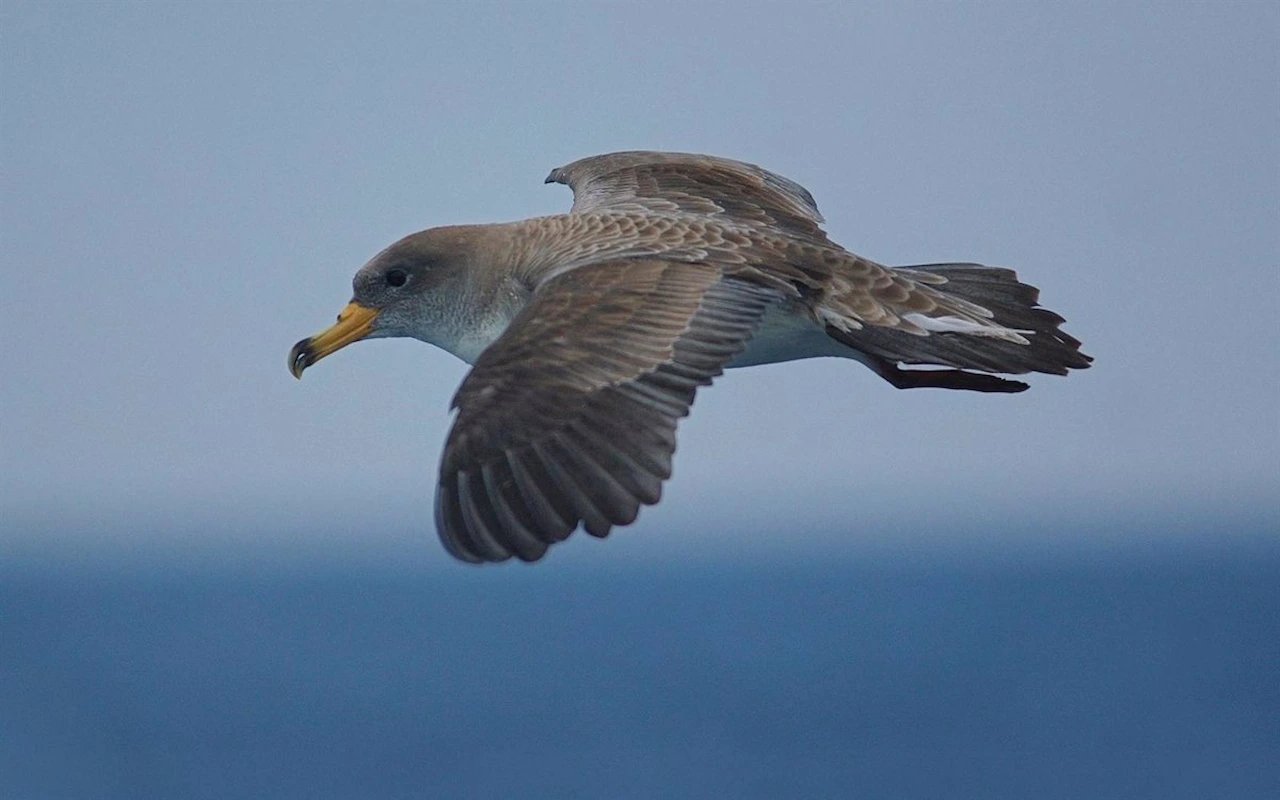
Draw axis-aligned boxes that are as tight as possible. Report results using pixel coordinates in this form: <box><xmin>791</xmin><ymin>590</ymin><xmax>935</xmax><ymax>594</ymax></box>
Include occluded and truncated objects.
<box><xmin>937</xmin><ymin>372</ymin><xmax>1030</xmax><ymax>393</ymax></box>
<box><xmin>876</xmin><ymin>360</ymin><xmax>1031</xmax><ymax>393</ymax></box>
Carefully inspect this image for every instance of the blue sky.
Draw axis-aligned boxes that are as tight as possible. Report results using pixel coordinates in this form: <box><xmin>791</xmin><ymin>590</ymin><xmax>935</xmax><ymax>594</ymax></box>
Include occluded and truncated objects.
<box><xmin>3</xmin><ymin>2</ymin><xmax>1276</xmax><ymax>564</ymax></box>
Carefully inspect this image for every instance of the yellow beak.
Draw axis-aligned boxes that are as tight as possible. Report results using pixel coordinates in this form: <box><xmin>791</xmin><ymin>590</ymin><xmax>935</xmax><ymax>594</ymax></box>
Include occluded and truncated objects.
<box><xmin>289</xmin><ymin>302</ymin><xmax>380</xmax><ymax>379</ymax></box>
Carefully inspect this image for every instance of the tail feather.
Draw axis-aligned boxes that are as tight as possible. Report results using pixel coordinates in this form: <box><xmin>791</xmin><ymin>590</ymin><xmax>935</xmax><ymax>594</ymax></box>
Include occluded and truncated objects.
<box><xmin>831</xmin><ymin>262</ymin><xmax>1092</xmax><ymax>388</ymax></box>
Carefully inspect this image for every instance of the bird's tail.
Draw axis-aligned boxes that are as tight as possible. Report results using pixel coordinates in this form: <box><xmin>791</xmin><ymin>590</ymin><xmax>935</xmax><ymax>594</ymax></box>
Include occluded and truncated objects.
<box><xmin>828</xmin><ymin>263</ymin><xmax>1092</xmax><ymax>392</ymax></box>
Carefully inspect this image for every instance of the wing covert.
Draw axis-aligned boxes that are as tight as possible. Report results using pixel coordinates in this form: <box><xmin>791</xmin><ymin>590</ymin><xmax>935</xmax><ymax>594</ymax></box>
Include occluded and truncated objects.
<box><xmin>545</xmin><ymin>151</ymin><xmax>833</xmax><ymax>245</ymax></box>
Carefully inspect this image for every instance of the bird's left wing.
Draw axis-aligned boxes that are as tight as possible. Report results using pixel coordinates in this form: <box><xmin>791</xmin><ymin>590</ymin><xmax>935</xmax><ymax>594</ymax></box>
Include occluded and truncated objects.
<box><xmin>436</xmin><ymin>258</ymin><xmax>779</xmax><ymax>563</ymax></box>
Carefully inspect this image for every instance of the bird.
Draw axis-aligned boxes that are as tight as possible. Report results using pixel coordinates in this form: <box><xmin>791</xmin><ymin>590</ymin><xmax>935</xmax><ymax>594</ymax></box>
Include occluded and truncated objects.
<box><xmin>289</xmin><ymin>151</ymin><xmax>1091</xmax><ymax>564</ymax></box>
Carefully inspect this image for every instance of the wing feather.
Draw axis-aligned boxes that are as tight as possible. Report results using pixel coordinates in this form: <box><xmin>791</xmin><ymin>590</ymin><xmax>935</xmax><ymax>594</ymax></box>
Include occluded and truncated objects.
<box><xmin>436</xmin><ymin>258</ymin><xmax>777</xmax><ymax>562</ymax></box>
<box><xmin>546</xmin><ymin>151</ymin><xmax>832</xmax><ymax>245</ymax></box>
<box><xmin>506</xmin><ymin>450</ymin><xmax>576</xmax><ymax>542</ymax></box>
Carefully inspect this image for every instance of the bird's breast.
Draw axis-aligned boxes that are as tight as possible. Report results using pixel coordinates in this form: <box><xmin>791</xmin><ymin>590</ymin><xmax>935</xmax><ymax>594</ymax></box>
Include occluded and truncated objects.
<box><xmin>403</xmin><ymin>279</ymin><xmax>531</xmax><ymax>366</ymax></box>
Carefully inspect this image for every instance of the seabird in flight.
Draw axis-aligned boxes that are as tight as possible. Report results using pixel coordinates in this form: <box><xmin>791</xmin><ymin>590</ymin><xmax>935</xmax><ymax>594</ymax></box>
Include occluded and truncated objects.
<box><xmin>289</xmin><ymin>151</ymin><xmax>1091</xmax><ymax>563</ymax></box>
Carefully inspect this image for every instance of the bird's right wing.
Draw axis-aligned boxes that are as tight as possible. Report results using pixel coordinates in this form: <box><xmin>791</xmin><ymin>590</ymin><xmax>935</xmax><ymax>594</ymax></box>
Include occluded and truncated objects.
<box><xmin>545</xmin><ymin>150</ymin><xmax>834</xmax><ymax>245</ymax></box>
<box><xmin>436</xmin><ymin>258</ymin><xmax>779</xmax><ymax>563</ymax></box>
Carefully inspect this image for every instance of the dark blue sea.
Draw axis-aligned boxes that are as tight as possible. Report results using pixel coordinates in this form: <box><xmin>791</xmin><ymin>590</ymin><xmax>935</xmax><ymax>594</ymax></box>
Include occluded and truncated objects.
<box><xmin>4</xmin><ymin>526</ymin><xmax>1278</xmax><ymax>799</ymax></box>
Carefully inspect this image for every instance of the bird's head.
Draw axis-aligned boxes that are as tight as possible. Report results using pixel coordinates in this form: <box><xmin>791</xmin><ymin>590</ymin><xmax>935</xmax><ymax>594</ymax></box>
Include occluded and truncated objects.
<box><xmin>289</xmin><ymin>227</ymin><xmax>481</xmax><ymax>378</ymax></box>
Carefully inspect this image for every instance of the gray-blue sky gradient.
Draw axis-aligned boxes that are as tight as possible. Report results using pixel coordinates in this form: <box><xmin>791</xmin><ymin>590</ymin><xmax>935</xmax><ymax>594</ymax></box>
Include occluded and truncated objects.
<box><xmin>3</xmin><ymin>2</ymin><xmax>1276</xmax><ymax>563</ymax></box>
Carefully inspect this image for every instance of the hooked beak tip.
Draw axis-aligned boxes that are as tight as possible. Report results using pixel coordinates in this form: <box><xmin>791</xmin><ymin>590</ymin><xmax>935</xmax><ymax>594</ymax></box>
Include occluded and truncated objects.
<box><xmin>288</xmin><ymin>338</ymin><xmax>313</xmax><ymax>379</ymax></box>
<box><xmin>288</xmin><ymin>302</ymin><xmax>379</xmax><ymax>380</ymax></box>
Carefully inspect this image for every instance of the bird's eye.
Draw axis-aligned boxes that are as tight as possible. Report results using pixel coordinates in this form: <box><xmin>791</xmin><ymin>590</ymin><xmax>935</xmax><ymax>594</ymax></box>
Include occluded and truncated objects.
<box><xmin>386</xmin><ymin>269</ymin><xmax>408</xmax><ymax>288</ymax></box>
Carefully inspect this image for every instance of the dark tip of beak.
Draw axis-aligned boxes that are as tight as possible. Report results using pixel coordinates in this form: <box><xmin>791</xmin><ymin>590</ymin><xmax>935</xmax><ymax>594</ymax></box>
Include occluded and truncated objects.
<box><xmin>288</xmin><ymin>338</ymin><xmax>313</xmax><ymax>380</ymax></box>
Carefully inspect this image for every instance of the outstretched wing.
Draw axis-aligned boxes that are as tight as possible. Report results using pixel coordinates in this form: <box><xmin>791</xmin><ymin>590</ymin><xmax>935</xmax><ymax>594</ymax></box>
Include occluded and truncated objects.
<box><xmin>545</xmin><ymin>151</ymin><xmax>833</xmax><ymax>245</ymax></box>
<box><xmin>436</xmin><ymin>259</ymin><xmax>779</xmax><ymax>563</ymax></box>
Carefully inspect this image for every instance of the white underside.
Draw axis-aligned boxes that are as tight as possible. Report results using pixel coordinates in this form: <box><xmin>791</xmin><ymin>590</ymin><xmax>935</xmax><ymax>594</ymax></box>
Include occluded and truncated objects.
<box><xmin>727</xmin><ymin>303</ymin><xmax>866</xmax><ymax>368</ymax></box>
<box><xmin>433</xmin><ymin>298</ymin><xmax>865</xmax><ymax>369</ymax></box>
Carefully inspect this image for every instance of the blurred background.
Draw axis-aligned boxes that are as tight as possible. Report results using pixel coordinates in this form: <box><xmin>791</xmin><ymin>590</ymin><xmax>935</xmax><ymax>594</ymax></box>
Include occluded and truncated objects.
<box><xmin>2</xmin><ymin>2</ymin><xmax>1276</xmax><ymax>797</ymax></box>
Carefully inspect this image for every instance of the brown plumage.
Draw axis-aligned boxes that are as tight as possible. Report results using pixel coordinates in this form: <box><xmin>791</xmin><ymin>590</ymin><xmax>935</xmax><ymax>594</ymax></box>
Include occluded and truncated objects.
<box><xmin>289</xmin><ymin>151</ymin><xmax>1091</xmax><ymax>563</ymax></box>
